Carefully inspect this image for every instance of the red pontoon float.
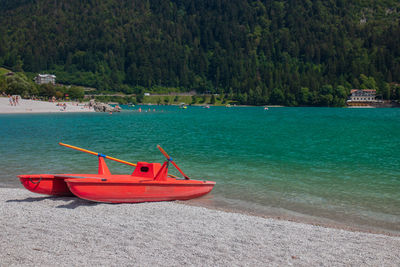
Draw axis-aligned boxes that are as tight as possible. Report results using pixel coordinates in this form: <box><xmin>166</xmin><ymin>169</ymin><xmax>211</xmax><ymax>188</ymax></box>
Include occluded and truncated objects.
<box><xmin>18</xmin><ymin>174</ymin><xmax>74</xmax><ymax>196</ymax></box>
<box><xmin>18</xmin><ymin>143</ymin><xmax>215</xmax><ymax>203</ymax></box>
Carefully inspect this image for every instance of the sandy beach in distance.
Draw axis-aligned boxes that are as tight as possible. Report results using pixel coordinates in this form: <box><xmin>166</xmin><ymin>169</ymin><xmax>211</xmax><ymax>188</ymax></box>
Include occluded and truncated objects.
<box><xmin>1</xmin><ymin>188</ymin><xmax>399</xmax><ymax>266</ymax></box>
<box><xmin>0</xmin><ymin>96</ymin><xmax>94</xmax><ymax>113</ymax></box>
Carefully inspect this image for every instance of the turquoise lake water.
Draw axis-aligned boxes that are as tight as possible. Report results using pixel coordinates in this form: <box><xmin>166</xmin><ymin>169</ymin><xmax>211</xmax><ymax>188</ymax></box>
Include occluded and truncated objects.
<box><xmin>0</xmin><ymin>106</ymin><xmax>399</xmax><ymax>233</ymax></box>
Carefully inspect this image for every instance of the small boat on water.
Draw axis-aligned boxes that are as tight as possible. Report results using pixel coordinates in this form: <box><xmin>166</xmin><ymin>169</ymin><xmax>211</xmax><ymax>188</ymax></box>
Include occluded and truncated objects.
<box><xmin>18</xmin><ymin>143</ymin><xmax>215</xmax><ymax>203</ymax></box>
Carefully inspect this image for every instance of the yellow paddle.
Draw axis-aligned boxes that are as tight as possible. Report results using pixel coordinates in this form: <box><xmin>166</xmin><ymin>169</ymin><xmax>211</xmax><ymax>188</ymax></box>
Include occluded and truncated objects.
<box><xmin>59</xmin><ymin>142</ymin><xmax>137</xmax><ymax>167</ymax></box>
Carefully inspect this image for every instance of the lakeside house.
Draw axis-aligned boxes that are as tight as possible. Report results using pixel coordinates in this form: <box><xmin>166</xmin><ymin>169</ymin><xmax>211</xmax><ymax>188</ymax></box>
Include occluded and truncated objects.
<box><xmin>346</xmin><ymin>89</ymin><xmax>381</xmax><ymax>107</ymax></box>
<box><xmin>34</xmin><ymin>74</ymin><xmax>56</xmax><ymax>85</ymax></box>
<box><xmin>348</xmin><ymin>89</ymin><xmax>376</xmax><ymax>102</ymax></box>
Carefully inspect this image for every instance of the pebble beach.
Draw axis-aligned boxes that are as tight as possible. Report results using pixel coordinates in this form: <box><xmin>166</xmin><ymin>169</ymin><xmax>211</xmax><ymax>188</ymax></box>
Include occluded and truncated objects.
<box><xmin>1</xmin><ymin>188</ymin><xmax>399</xmax><ymax>266</ymax></box>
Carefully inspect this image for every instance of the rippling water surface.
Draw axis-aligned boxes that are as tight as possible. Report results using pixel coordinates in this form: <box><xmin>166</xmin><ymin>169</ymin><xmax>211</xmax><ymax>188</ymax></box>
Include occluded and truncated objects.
<box><xmin>1</xmin><ymin>106</ymin><xmax>399</xmax><ymax>233</ymax></box>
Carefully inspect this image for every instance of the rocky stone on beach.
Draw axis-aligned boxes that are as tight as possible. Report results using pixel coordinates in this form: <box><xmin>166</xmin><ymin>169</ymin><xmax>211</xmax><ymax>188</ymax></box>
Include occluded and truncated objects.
<box><xmin>91</xmin><ymin>100</ymin><xmax>121</xmax><ymax>112</ymax></box>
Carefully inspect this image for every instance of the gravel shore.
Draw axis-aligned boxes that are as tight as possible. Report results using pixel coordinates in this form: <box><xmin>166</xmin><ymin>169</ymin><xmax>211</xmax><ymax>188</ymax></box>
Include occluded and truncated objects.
<box><xmin>1</xmin><ymin>188</ymin><xmax>399</xmax><ymax>266</ymax></box>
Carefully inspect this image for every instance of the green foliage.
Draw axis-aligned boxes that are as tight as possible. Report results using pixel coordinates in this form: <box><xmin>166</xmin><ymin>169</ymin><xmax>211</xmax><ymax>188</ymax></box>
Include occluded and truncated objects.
<box><xmin>299</xmin><ymin>87</ymin><xmax>311</xmax><ymax>105</ymax></box>
<box><xmin>136</xmin><ymin>94</ymin><xmax>144</xmax><ymax>104</ymax></box>
<box><xmin>359</xmin><ymin>74</ymin><xmax>377</xmax><ymax>89</ymax></box>
<box><xmin>0</xmin><ymin>0</ymin><xmax>399</xmax><ymax>106</ymax></box>
<box><xmin>200</xmin><ymin>95</ymin><xmax>206</xmax><ymax>104</ymax></box>
<box><xmin>391</xmin><ymin>84</ymin><xmax>400</xmax><ymax>101</ymax></box>
<box><xmin>191</xmin><ymin>95</ymin><xmax>197</xmax><ymax>104</ymax></box>
<box><xmin>38</xmin><ymin>84</ymin><xmax>56</xmax><ymax>97</ymax></box>
<box><xmin>94</xmin><ymin>95</ymin><xmax>138</xmax><ymax>104</ymax></box>
<box><xmin>2</xmin><ymin>73</ymin><xmax>37</xmax><ymax>97</ymax></box>
<box><xmin>0</xmin><ymin>75</ymin><xmax>6</xmax><ymax>91</ymax></box>
<box><xmin>270</xmin><ymin>88</ymin><xmax>285</xmax><ymax>105</ymax></box>
<box><xmin>66</xmin><ymin>86</ymin><xmax>84</xmax><ymax>100</ymax></box>
<box><xmin>210</xmin><ymin>94</ymin><xmax>216</xmax><ymax>104</ymax></box>
<box><xmin>0</xmin><ymin>68</ymin><xmax>10</xmax><ymax>75</ymax></box>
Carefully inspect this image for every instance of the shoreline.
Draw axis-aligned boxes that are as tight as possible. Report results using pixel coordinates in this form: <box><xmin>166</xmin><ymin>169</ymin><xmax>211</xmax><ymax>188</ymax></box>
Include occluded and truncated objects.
<box><xmin>182</xmin><ymin>197</ymin><xmax>400</xmax><ymax>238</ymax></box>
<box><xmin>3</xmin><ymin>180</ymin><xmax>399</xmax><ymax>237</ymax></box>
<box><xmin>0</xmin><ymin>97</ymin><xmax>95</xmax><ymax>114</ymax></box>
<box><xmin>1</xmin><ymin>96</ymin><xmax>398</xmax><ymax>113</ymax></box>
<box><xmin>1</xmin><ymin>188</ymin><xmax>399</xmax><ymax>266</ymax></box>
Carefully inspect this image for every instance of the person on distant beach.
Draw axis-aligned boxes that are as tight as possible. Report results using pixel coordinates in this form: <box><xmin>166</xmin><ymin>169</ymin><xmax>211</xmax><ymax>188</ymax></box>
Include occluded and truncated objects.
<box><xmin>16</xmin><ymin>95</ymin><xmax>20</xmax><ymax>105</ymax></box>
<box><xmin>12</xmin><ymin>95</ymin><xmax>16</xmax><ymax>106</ymax></box>
<box><xmin>8</xmin><ymin>94</ymin><xmax>13</xmax><ymax>106</ymax></box>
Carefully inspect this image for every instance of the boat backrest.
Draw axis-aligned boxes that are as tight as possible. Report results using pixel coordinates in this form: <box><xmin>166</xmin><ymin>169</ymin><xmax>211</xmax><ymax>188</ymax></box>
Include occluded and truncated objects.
<box><xmin>131</xmin><ymin>162</ymin><xmax>162</xmax><ymax>179</ymax></box>
<box><xmin>98</xmin><ymin>157</ymin><xmax>111</xmax><ymax>175</ymax></box>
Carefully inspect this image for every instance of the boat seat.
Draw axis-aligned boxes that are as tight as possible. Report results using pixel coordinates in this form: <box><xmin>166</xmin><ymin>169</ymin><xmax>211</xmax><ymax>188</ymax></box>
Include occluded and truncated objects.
<box><xmin>131</xmin><ymin>162</ymin><xmax>162</xmax><ymax>179</ymax></box>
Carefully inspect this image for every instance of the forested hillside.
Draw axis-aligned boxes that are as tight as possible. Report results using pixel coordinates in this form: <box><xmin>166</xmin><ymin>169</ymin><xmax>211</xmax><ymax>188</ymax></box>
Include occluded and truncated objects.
<box><xmin>1</xmin><ymin>0</ymin><xmax>399</xmax><ymax>105</ymax></box>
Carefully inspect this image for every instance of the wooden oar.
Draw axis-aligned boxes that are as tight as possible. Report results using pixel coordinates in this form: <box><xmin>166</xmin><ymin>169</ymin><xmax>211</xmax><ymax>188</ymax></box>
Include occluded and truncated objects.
<box><xmin>157</xmin><ymin>145</ymin><xmax>190</xmax><ymax>179</ymax></box>
<box><xmin>59</xmin><ymin>142</ymin><xmax>137</xmax><ymax>167</ymax></box>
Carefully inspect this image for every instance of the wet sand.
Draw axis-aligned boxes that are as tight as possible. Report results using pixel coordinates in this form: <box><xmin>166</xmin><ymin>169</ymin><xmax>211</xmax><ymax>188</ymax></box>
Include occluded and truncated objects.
<box><xmin>1</xmin><ymin>188</ymin><xmax>399</xmax><ymax>266</ymax></box>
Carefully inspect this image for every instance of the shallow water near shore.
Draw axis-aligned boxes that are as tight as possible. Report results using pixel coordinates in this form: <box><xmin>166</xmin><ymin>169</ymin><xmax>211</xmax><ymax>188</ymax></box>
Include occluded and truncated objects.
<box><xmin>0</xmin><ymin>106</ymin><xmax>399</xmax><ymax>233</ymax></box>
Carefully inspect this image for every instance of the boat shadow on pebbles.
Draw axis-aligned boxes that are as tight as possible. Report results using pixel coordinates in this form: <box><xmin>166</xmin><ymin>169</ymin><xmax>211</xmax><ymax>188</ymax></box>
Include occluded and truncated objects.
<box><xmin>6</xmin><ymin>195</ymin><xmax>100</xmax><ymax>209</ymax></box>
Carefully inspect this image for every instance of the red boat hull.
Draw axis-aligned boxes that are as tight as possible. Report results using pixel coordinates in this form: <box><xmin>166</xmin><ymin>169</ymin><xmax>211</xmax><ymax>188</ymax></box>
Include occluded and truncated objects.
<box><xmin>18</xmin><ymin>174</ymin><xmax>74</xmax><ymax>196</ymax></box>
<box><xmin>18</xmin><ymin>161</ymin><xmax>216</xmax><ymax>202</ymax></box>
<box><xmin>65</xmin><ymin>176</ymin><xmax>215</xmax><ymax>203</ymax></box>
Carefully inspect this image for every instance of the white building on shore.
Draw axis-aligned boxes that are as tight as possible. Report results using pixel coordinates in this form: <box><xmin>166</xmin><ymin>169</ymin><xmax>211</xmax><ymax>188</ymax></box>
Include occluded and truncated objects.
<box><xmin>348</xmin><ymin>89</ymin><xmax>377</xmax><ymax>102</ymax></box>
<box><xmin>34</xmin><ymin>74</ymin><xmax>56</xmax><ymax>85</ymax></box>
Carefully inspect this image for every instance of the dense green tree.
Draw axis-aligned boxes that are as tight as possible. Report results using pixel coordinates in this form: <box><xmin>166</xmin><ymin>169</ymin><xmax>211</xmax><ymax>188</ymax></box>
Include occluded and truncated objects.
<box><xmin>270</xmin><ymin>88</ymin><xmax>285</xmax><ymax>105</ymax></box>
<box><xmin>66</xmin><ymin>86</ymin><xmax>84</xmax><ymax>100</ymax></box>
<box><xmin>0</xmin><ymin>0</ymin><xmax>399</xmax><ymax>106</ymax></box>
<box><xmin>393</xmin><ymin>84</ymin><xmax>400</xmax><ymax>101</ymax></box>
<box><xmin>359</xmin><ymin>74</ymin><xmax>377</xmax><ymax>89</ymax></box>
<box><xmin>136</xmin><ymin>94</ymin><xmax>144</xmax><ymax>104</ymax></box>
<box><xmin>299</xmin><ymin>87</ymin><xmax>311</xmax><ymax>105</ymax></box>
<box><xmin>4</xmin><ymin>74</ymin><xmax>37</xmax><ymax>97</ymax></box>
<box><xmin>191</xmin><ymin>95</ymin><xmax>197</xmax><ymax>104</ymax></box>
<box><xmin>39</xmin><ymin>84</ymin><xmax>56</xmax><ymax>98</ymax></box>
<box><xmin>210</xmin><ymin>94</ymin><xmax>216</xmax><ymax>104</ymax></box>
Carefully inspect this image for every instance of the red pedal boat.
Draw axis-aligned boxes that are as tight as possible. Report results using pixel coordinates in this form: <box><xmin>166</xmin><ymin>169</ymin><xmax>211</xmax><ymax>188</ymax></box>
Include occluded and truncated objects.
<box><xmin>18</xmin><ymin>174</ymin><xmax>74</xmax><ymax>196</ymax></box>
<box><xmin>18</xmin><ymin>143</ymin><xmax>216</xmax><ymax>203</ymax></box>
